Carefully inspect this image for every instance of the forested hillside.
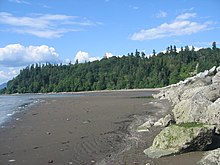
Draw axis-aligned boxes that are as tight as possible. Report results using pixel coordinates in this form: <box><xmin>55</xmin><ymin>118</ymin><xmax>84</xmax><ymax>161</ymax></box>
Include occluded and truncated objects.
<box><xmin>1</xmin><ymin>44</ymin><xmax>220</xmax><ymax>94</ymax></box>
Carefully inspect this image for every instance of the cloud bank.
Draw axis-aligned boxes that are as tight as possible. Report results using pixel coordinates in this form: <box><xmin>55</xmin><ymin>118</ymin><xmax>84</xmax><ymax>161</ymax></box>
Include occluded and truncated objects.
<box><xmin>131</xmin><ymin>12</ymin><xmax>213</xmax><ymax>40</ymax></box>
<box><xmin>0</xmin><ymin>44</ymin><xmax>60</xmax><ymax>67</ymax></box>
<box><xmin>0</xmin><ymin>12</ymin><xmax>98</xmax><ymax>38</ymax></box>
<box><xmin>74</xmin><ymin>51</ymin><xmax>101</xmax><ymax>63</ymax></box>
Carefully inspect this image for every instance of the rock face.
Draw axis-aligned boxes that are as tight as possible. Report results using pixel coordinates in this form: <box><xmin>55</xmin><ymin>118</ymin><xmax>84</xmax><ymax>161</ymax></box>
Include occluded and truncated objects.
<box><xmin>144</xmin><ymin>66</ymin><xmax>220</xmax><ymax>160</ymax></box>
<box><xmin>144</xmin><ymin>124</ymin><xmax>215</xmax><ymax>158</ymax></box>
<box><xmin>198</xmin><ymin>148</ymin><xmax>220</xmax><ymax>165</ymax></box>
<box><xmin>154</xmin><ymin>66</ymin><xmax>220</xmax><ymax>126</ymax></box>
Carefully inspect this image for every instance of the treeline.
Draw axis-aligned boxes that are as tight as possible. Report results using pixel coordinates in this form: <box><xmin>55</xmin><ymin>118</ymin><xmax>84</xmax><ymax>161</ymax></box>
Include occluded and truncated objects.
<box><xmin>1</xmin><ymin>44</ymin><xmax>220</xmax><ymax>94</ymax></box>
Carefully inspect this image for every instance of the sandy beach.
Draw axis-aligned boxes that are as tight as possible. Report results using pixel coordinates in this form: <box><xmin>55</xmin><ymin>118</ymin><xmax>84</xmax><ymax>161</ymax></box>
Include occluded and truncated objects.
<box><xmin>0</xmin><ymin>90</ymin><xmax>203</xmax><ymax>165</ymax></box>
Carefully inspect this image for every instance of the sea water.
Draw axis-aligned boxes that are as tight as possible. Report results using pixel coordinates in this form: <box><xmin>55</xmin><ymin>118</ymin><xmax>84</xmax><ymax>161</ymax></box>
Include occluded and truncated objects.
<box><xmin>0</xmin><ymin>93</ymin><xmax>82</xmax><ymax>126</ymax></box>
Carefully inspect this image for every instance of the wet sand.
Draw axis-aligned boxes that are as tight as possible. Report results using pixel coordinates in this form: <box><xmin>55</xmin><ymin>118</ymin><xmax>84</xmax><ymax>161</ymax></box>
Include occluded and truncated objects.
<box><xmin>0</xmin><ymin>90</ymin><xmax>203</xmax><ymax>165</ymax></box>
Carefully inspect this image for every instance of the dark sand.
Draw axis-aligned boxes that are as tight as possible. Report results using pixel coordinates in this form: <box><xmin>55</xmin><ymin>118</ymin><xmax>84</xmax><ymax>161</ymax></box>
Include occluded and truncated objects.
<box><xmin>0</xmin><ymin>90</ymin><xmax>203</xmax><ymax>165</ymax></box>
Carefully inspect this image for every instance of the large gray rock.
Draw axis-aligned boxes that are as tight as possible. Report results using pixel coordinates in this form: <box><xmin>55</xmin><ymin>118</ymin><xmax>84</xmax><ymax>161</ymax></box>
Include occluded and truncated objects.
<box><xmin>153</xmin><ymin>66</ymin><xmax>218</xmax><ymax>106</ymax></box>
<box><xmin>197</xmin><ymin>148</ymin><xmax>220</xmax><ymax>165</ymax></box>
<box><xmin>206</xmin><ymin>98</ymin><xmax>220</xmax><ymax>125</ymax></box>
<box><xmin>148</xmin><ymin>66</ymin><xmax>220</xmax><ymax>160</ymax></box>
<box><xmin>172</xmin><ymin>93</ymin><xmax>212</xmax><ymax>124</ymax></box>
<box><xmin>144</xmin><ymin>124</ymin><xmax>215</xmax><ymax>158</ymax></box>
<box><xmin>173</xmin><ymin>84</ymin><xmax>220</xmax><ymax>125</ymax></box>
<box><xmin>212</xmin><ymin>72</ymin><xmax>220</xmax><ymax>84</ymax></box>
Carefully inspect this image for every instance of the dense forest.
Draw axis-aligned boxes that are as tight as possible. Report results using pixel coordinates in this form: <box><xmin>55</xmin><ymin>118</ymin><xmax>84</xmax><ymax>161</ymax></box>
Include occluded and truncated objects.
<box><xmin>1</xmin><ymin>43</ymin><xmax>220</xmax><ymax>94</ymax></box>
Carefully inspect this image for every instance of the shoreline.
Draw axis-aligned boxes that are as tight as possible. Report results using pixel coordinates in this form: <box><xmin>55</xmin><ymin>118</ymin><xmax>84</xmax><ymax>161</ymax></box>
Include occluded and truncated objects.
<box><xmin>0</xmin><ymin>88</ymin><xmax>161</xmax><ymax>96</ymax></box>
<box><xmin>0</xmin><ymin>90</ymin><xmax>203</xmax><ymax>165</ymax></box>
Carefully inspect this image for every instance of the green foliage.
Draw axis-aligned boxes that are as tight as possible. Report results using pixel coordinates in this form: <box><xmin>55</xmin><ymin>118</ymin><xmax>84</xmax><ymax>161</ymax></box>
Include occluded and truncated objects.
<box><xmin>1</xmin><ymin>45</ymin><xmax>220</xmax><ymax>94</ymax></box>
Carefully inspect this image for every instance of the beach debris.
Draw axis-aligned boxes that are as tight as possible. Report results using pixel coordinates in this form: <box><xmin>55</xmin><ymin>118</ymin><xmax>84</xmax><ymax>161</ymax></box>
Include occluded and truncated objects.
<box><xmin>66</xmin><ymin>118</ymin><xmax>70</xmax><ymax>121</ymax></box>
<box><xmin>68</xmin><ymin>162</ymin><xmax>73</xmax><ymax>165</ymax></box>
<box><xmin>33</xmin><ymin>146</ymin><xmax>39</xmax><ymax>150</ymax></box>
<box><xmin>82</xmin><ymin>120</ymin><xmax>91</xmax><ymax>124</ymax></box>
<box><xmin>90</xmin><ymin>160</ymin><xmax>96</xmax><ymax>164</ymax></box>
<box><xmin>8</xmin><ymin>159</ymin><xmax>16</xmax><ymax>163</ymax></box>
<box><xmin>81</xmin><ymin>136</ymin><xmax>88</xmax><ymax>139</ymax></box>
<box><xmin>59</xmin><ymin>148</ymin><xmax>64</xmax><ymax>151</ymax></box>
<box><xmin>133</xmin><ymin>161</ymin><xmax>140</xmax><ymax>164</ymax></box>
<box><xmin>61</xmin><ymin>140</ymin><xmax>70</xmax><ymax>144</ymax></box>
<box><xmin>46</xmin><ymin>131</ymin><xmax>51</xmax><ymax>135</ymax></box>
<box><xmin>48</xmin><ymin>160</ymin><xmax>54</xmax><ymax>163</ymax></box>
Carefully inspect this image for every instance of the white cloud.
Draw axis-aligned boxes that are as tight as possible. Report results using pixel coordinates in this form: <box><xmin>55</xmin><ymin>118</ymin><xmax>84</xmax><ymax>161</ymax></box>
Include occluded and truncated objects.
<box><xmin>104</xmin><ymin>52</ymin><xmax>113</xmax><ymax>58</ymax></box>
<box><xmin>176</xmin><ymin>12</ymin><xmax>196</xmax><ymax>20</ymax></box>
<box><xmin>8</xmin><ymin>0</ymin><xmax>30</xmax><ymax>5</ymax></box>
<box><xmin>156</xmin><ymin>10</ymin><xmax>167</xmax><ymax>18</ymax></box>
<box><xmin>131</xmin><ymin>12</ymin><xmax>213</xmax><ymax>41</ymax></box>
<box><xmin>0</xmin><ymin>44</ymin><xmax>60</xmax><ymax>67</ymax></box>
<box><xmin>132</xmin><ymin>6</ymin><xmax>139</xmax><ymax>10</ymax></box>
<box><xmin>74</xmin><ymin>51</ymin><xmax>100</xmax><ymax>63</ymax></box>
<box><xmin>0</xmin><ymin>12</ymin><xmax>98</xmax><ymax>38</ymax></box>
<box><xmin>0</xmin><ymin>67</ymin><xmax>21</xmax><ymax>84</ymax></box>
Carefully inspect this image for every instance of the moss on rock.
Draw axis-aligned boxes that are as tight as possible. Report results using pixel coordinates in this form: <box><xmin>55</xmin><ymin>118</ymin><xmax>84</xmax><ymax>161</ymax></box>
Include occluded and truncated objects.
<box><xmin>144</xmin><ymin>124</ymin><xmax>215</xmax><ymax>158</ymax></box>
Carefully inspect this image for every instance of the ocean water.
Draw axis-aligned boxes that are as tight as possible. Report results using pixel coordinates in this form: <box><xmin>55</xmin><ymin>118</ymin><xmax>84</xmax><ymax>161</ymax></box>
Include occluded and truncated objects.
<box><xmin>0</xmin><ymin>93</ymin><xmax>82</xmax><ymax>126</ymax></box>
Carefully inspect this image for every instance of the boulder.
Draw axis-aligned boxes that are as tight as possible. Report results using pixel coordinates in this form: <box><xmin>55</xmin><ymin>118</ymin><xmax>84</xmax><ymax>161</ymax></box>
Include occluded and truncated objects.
<box><xmin>197</xmin><ymin>148</ymin><xmax>220</xmax><ymax>165</ymax></box>
<box><xmin>137</xmin><ymin>120</ymin><xmax>154</xmax><ymax>133</ymax></box>
<box><xmin>172</xmin><ymin>93</ymin><xmax>212</xmax><ymax>124</ymax></box>
<box><xmin>153</xmin><ymin>118</ymin><xmax>163</xmax><ymax>127</ymax></box>
<box><xmin>144</xmin><ymin>124</ymin><xmax>215</xmax><ymax>158</ymax></box>
<box><xmin>208</xmin><ymin>66</ymin><xmax>217</xmax><ymax>76</ymax></box>
<box><xmin>172</xmin><ymin>83</ymin><xmax>220</xmax><ymax>124</ymax></box>
<box><xmin>212</xmin><ymin>72</ymin><xmax>220</xmax><ymax>84</ymax></box>
<box><xmin>196</xmin><ymin>70</ymin><xmax>209</xmax><ymax>79</ymax></box>
<box><xmin>206</xmin><ymin>98</ymin><xmax>220</xmax><ymax>125</ymax></box>
<box><xmin>162</xmin><ymin>114</ymin><xmax>173</xmax><ymax>127</ymax></box>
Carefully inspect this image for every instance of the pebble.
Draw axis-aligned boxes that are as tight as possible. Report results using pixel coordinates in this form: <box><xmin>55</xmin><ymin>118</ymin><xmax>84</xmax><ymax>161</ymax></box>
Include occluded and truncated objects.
<box><xmin>90</xmin><ymin>160</ymin><xmax>96</xmax><ymax>163</ymax></box>
<box><xmin>48</xmin><ymin>160</ymin><xmax>54</xmax><ymax>163</ymax></box>
<box><xmin>8</xmin><ymin>159</ymin><xmax>16</xmax><ymax>163</ymax></box>
<box><xmin>46</xmin><ymin>132</ymin><xmax>51</xmax><ymax>135</ymax></box>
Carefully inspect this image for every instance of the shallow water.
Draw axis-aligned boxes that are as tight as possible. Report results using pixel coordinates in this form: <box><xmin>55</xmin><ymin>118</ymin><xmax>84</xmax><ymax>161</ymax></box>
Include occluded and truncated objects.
<box><xmin>0</xmin><ymin>93</ymin><xmax>82</xmax><ymax>126</ymax></box>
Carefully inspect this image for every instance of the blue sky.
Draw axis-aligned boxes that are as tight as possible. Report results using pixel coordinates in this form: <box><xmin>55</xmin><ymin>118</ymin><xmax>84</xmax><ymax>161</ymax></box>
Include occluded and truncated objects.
<box><xmin>0</xmin><ymin>0</ymin><xmax>220</xmax><ymax>84</ymax></box>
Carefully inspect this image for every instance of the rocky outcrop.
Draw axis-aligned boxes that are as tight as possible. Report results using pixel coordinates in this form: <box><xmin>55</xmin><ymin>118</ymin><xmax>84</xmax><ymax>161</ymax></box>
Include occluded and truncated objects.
<box><xmin>197</xmin><ymin>148</ymin><xmax>220</xmax><ymax>165</ymax></box>
<box><xmin>154</xmin><ymin>66</ymin><xmax>220</xmax><ymax>126</ymax></box>
<box><xmin>144</xmin><ymin>66</ymin><xmax>220</xmax><ymax>160</ymax></box>
<box><xmin>144</xmin><ymin>124</ymin><xmax>215</xmax><ymax>158</ymax></box>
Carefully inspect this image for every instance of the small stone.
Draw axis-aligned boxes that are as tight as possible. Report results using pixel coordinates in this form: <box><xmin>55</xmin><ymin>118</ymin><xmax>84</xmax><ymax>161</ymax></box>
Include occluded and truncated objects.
<box><xmin>33</xmin><ymin>146</ymin><xmax>39</xmax><ymax>149</ymax></box>
<box><xmin>48</xmin><ymin>160</ymin><xmax>54</xmax><ymax>163</ymax></box>
<box><xmin>90</xmin><ymin>160</ymin><xmax>96</xmax><ymax>163</ymax></box>
<box><xmin>8</xmin><ymin>159</ymin><xmax>16</xmax><ymax>163</ymax></box>
<box><xmin>46</xmin><ymin>132</ymin><xmax>51</xmax><ymax>135</ymax></box>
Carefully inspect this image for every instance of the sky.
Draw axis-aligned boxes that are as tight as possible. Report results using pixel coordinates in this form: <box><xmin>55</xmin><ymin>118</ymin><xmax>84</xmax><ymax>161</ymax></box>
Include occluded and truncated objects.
<box><xmin>0</xmin><ymin>0</ymin><xmax>220</xmax><ymax>84</ymax></box>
